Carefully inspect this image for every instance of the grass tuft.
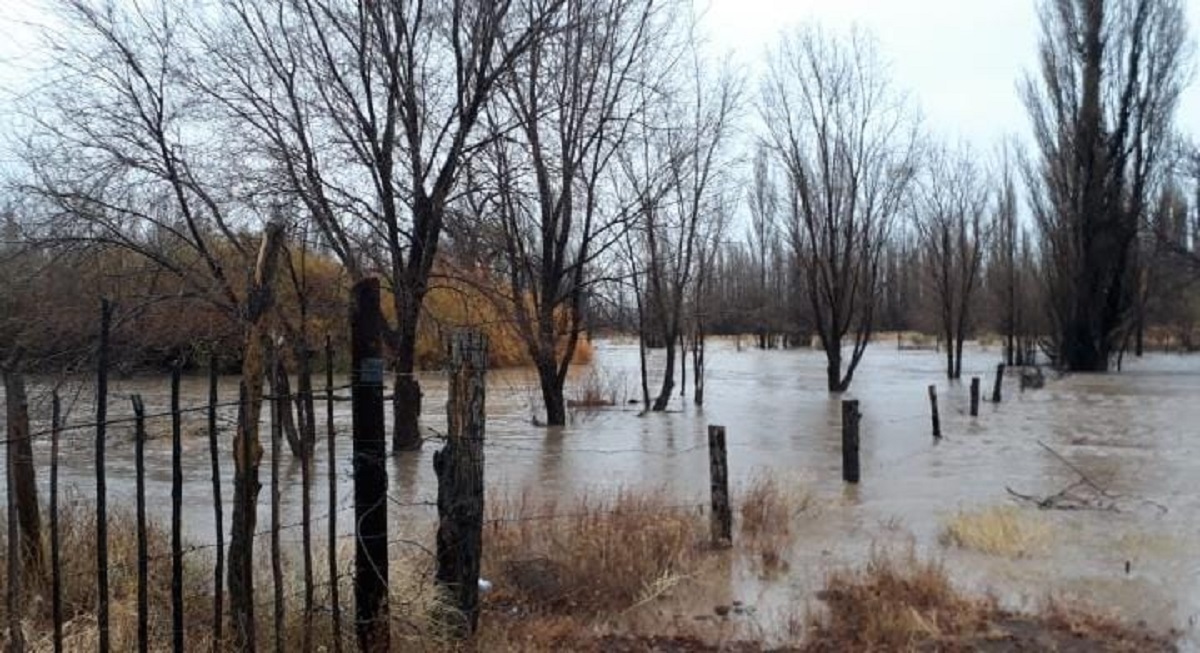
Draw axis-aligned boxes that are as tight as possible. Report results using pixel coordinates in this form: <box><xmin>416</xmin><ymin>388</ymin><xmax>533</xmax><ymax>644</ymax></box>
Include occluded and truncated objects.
<box><xmin>940</xmin><ymin>505</ymin><xmax>1052</xmax><ymax>557</ymax></box>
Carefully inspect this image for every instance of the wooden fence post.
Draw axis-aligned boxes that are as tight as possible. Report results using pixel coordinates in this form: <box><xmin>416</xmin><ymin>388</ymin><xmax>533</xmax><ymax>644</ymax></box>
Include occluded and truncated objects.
<box><xmin>96</xmin><ymin>298</ymin><xmax>112</xmax><ymax>653</ymax></box>
<box><xmin>171</xmin><ymin>365</ymin><xmax>184</xmax><ymax>653</ymax></box>
<box><xmin>132</xmin><ymin>395</ymin><xmax>148</xmax><ymax>653</ymax></box>
<box><xmin>992</xmin><ymin>363</ymin><xmax>1005</xmax><ymax>403</ymax></box>
<box><xmin>842</xmin><ymin>400</ymin><xmax>861</xmax><ymax>484</ymax></box>
<box><xmin>970</xmin><ymin>377</ymin><xmax>980</xmax><ymax>417</ymax></box>
<box><xmin>707</xmin><ymin>425</ymin><xmax>732</xmax><ymax>547</ymax></box>
<box><xmin>325</xmin><ymin>335</ymin><xmax>342</xmax><ymax>653</ymax></box>
<box><xmin>351</xmin><ymin>278</ymin><xmax>389</xmax><ymax>652</ymax></box>
<box><xmin>6</xmin><ymin>412</ymin><xmax>23</xmax><ymax>653</ymax></box>
<box><xmin>928</xmin><ymin>385</ymin><xmax>941</xmax><ymax>440</ymax></box>
<box><xmin>208</xmin><ymin>354</ymin><xmax>224</xmax><ymax>651</ymax></box>
<box><xmin>436</xmin><ymin>331</ymin><xmax>488</xmax><ymax>635</ymax></box>
<box><xmin>230</xmin><ymin>222</ymin><xmax>285</xmax><ymax>652</ymax></box>
<box><xmin>50</xmin><ymin>392</ymin><xmax>63</xmax><ymax>653</ymax></box>
<box><xmin>270</xmin><ymin>361</ymin><xmax>284</xmax><ymax>653</ymax></box>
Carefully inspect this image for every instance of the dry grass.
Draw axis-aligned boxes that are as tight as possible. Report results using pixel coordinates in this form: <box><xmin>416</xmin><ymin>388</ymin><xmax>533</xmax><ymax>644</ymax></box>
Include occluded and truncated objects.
<box><xmin>940</xmin><ymin>505</ymin><xmax>1053</xmax><ymax>557</ymax></box>
<box><xmin>806</xmin><ymin>550</ymin><xmax>991</xmax><ymax>651</ymax></box>
<box><xmin>482</xmin><ymin>489</ymin><xmax>705</xmax><ymax>614</ymax></box>
<box><xmin>567</xmin><ymin>365</ymin><xmax>626</xmax><ymax>409</ymax></box>
<box><xmin>805</xmin><ymin>549</ymin><xmax>1175</xmax><ymax>652</ymax></box>
<box><xmin>738</xmin><ymin>474</ymin><xmax>811</xmax><ymax>578</ymax></box>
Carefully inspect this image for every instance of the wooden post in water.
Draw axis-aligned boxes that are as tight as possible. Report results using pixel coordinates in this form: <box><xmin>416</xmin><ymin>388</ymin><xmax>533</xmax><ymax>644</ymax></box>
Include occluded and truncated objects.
<box><xmin>970</xmin><ymin>377</ymin><xmax>980</xmax><ymax>417</ymax></box>
<box><xmin>842</xmin><ymin>400</ymin><xmax>861</xmax><ymax>484</ymax></box>
<box><xmin>436</xmin><ymin>330</ymin><xmax>488</xmax><ymax>635</ymax></box>
<box><xmin>707</xmin><ymin>425</ymin><xmax>732</xmax><ymax>547</ymax></box>
<box><xmin>325</xmin><ymin>335</ymin><xmax>342</xmax><ymax>653</ymax></box>
<box><xmin>270</xmin><ymin>359</ymin><xmax>284</xmax><ymax>653</ymax></box>
<box><xmin>170</xmin><ymin>365</ymin><xmax>184</xmax><ymax>652</ymax></box>
<box><xmin>50</xmin><ymin>392</ymin><xmax>63</xmax><ymax>653</ymax></box>
<box><xmin>207</xmin><ymin>354</ymin><xmax>224</xmax><ymax>651</ymax></box>
<box><xmin>6</xmin><ymin>409</ymin><xmax>24</xmax><ymax>653</ymax></box>
<box><xmin>96</xmin><ymin>298</ymin><xmax>112</xmax><ymax>653</ymax></box>
<box><xmin>132</xmin><ymin>395</ymin><xmax>149</xmax><ymax>653</ymax></box>
<box><xmin>351</xmin><ymin>278</ymin><xmax>389</xmax><ymax>652</ymax></box>
<box><xmin>928</xmin><ymin>385</ymin><xmax>942</xmax><ymax>440</ymax></box>
<box><xmin>992</xmin><ymin>363</ymin><xmax>1004</xmax><ymax>403</ymax></box>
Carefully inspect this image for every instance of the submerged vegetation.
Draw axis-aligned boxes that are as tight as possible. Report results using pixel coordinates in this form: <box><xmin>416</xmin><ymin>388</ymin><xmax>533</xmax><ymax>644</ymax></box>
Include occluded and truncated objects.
<box><xmin>940</xmin><ymin>505</ymin><xmax>1054</xmax><ymax>558</ymax></box>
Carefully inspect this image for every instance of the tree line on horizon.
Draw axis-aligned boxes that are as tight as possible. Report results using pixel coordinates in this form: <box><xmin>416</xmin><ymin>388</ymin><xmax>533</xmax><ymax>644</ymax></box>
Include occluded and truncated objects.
<box><xmin>2</xmin><ymin>0</ymin><xmax>1199</xmax><ymax>421</ymax></box>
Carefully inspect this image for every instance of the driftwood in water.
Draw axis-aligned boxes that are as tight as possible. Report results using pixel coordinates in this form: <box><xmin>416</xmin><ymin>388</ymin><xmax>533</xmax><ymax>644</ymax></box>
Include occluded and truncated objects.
<box><xmin>1006</xmin><ymin>441</ymin><xmax>1166</xmax><ymax>514</ymax></box>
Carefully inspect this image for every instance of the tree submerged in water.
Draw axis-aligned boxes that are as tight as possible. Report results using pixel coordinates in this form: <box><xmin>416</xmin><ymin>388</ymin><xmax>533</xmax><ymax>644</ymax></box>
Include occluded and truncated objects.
<box><xmin>1022</xmin><ymin>0</ymin><xmax>1189</xmax><ymax>371</ymax></box>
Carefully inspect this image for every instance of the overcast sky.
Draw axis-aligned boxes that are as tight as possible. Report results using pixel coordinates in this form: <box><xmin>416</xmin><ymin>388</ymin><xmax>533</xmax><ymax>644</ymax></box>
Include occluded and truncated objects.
<box><xmin>2</xmin><ymin>0</ymin><xmax>1199</xmax><ymax>165</ymax></box>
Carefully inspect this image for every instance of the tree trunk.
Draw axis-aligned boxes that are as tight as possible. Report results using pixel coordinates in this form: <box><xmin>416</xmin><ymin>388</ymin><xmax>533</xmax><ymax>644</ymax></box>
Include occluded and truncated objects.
<box><xmin>825</xmin><ymin>338</ymin><xmax>844</xmax><ymax>392</ymax></box>
<box><xmin>391</xmin><ymin>295</ymin><xmax>423</xmax><ymax>451</ymax></box>
<box><xmin>272</xmin><ymin>357</ymin><xmax>302</xmax><ymax>458</ymax></box>
<box><xmin>537</xmin><ymin>359</ymin><xmax>566</xmax><ymax>426</ymax></box>
<box><xmin>954</xmin><ymin>335</ymin><xmax>965</xmax><ymax>380</ymax></box>
<box><xmin>2</xmin><ymin>367</ymin><xmax>41</xmax><ymax>572</ymax></box>
<box><xmin>652</xmin><ymin>333</ymin><xmax>676</xmax><ymax>411</ymax></box>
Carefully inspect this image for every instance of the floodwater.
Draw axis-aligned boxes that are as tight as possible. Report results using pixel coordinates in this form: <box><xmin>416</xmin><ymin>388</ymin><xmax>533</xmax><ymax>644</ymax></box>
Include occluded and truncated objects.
<box><xmin>4</xmin><ymin>339</ymin><xmax>1200</xmax><ymax>647</ymax></box>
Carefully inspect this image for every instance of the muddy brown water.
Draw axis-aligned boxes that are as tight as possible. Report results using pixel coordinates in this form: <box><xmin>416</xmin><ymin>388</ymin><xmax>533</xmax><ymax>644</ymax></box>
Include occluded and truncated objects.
<box><xmin>3</xmin><ymin>339</ymin><xmax>1199</xmax><ymax>647</ymax></box>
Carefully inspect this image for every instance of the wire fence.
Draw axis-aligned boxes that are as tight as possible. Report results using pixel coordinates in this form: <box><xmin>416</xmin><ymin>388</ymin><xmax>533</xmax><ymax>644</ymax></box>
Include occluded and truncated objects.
<box><xmin>0</xmin><ymin>304</ymin><xmax>751</xmax><ymax>653</ymax></box>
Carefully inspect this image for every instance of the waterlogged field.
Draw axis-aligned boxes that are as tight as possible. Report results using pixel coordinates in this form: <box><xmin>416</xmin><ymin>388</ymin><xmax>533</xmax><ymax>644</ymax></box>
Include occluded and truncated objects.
<box><xmin>5</xmin><ymin>338</ymin><xmax>1200</xmax><ymax>648</ymax></box>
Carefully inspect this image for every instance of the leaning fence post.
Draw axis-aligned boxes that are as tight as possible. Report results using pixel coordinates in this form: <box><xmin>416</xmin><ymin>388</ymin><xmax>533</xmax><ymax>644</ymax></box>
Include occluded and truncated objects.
<box><xmin>928</xmin><ymin>385</ymin><xmax>942</xmax><ymax>440</ymax></box>
<box><xmin>96</xmin><ymin>298</ymin><xmax>112</xmax><ymax>653</ymax></box>
<box><xmin>351</xmin><ymin>278</ymin><xmax>389</xmax><ymax>651</ymax></box>
<box><xmin>436</xmin><ymin>331</ymin><xmax>488</xmax><ymax>635</ymax></box>
<box><xmin>842</xmin><ymin>400</ymin><xmax>861</xmax><ymax>483</ymax></box>
<box><xmin>50</xmin><ymin>392</ymin><xmax>63</xmax><ymax>653</ymax></box>
<box><xmin>970</xmin><ymin>377</ymin><xmax>981</xmax><ymax>417</ymax></box>
<box><xmin>992</xmin><ymin>363</ymin><xmax>1005</xmax><ymax>403</ymax></box>
<box><xmin>325</xmin><ymin>335</ymin><xmax>342</xmax><ymax>653</ymax></box>
<box><xmin>132</xmin><ymin>395</ymin><xmax>149</xmax><ymax>653</ymax></box>
<box><xmin>208</xmin><ymin>354</ymin><xmax>224</xmax><ymax>651</ymax></box>
<box><xmin>707</xmin><ymin>425</ymin><xmax>733</xmax><ymax>547</ymax></box>
<box><xmin>171</xmin><ymin>365</ymin><xmax>184</xmax><ymax>652</ymax></box>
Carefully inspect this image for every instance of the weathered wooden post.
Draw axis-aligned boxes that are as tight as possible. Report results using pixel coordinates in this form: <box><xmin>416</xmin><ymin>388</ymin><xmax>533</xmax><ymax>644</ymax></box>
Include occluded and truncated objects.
<box><xmin>96</xmin><ymin>298</ymin><xmax>112</xmax><ymax>653</ymax></box>
<box><xmin>842</xmin><ymin>400</ymin><xmax>861</xmax><ymax>483</ymax></box>
<box><xmin>970</xmin><ymin>377</ymin><xmax>980</xmax><ymax>417</ymax></box>
<box><xmin>230</xmin><ymin>222</ymin><xmax>285</xmax><ymax>652</ymax></box>
<box><xmin>436</xmin><ymin>331</ymin><xmax>488</xmax><ymax>635</ymax></box>
<box><xmin>270</xmin><ymin>363</ymin><xmax>284</xmax><ymax>653</ymax></box>
<box><xmin>171</xmin><ymin>365</ymin><xmax>184</xmax><ymax>653</ymax></box>
<box><xmin>50</xmin><ymin>392</ymin><xmax>63</xmax><ymax>653</ymax></box>
<box><xmin>207</xmin><ymin>354</ymin><xmax>224</xmax><ymax>652</ymax></box>
<box><xmin>351</xmin><ymin>278</ymin><xmax>389</xmax><ymax>652</ymax></box>
<box><xmin>928</xmin><ymin>385</ymin><xmax>942</xmax><ymax>440</ymax></box>
<box><xmin>132</xmin><ymin>395</ymin><xmax>148</xmax><ymax>653</ymax></box>
<box><xmin>6</xmin><ymin>413</ymin><xmax>23</xmax><ymax>653</ymax></box>
<box><xmin>707</xmin><ymin>425</ymin><xmax>733</xmax><ymax>547</ymax></box>
<box><xmin>992</xmin><ymin>363</ymin><xmax>1004</xmax><ymax>403</ymax></box>
<box><xmin>325</xmin><ymin>335</ymin><xmax>342</xmax><ymax>653</ymax></box>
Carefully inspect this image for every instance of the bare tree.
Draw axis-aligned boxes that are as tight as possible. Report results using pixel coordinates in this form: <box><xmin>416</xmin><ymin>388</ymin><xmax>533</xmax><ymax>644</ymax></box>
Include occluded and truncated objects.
<box><xmin>1021</xmin><ymin>0</ymin><xmax>1189</xmax><ymax>371</ymax></box>
<box><xmin>463</xmin><ymin>0</ymin><xmax>666</xmax><ymax>425</ymax></box>
<box><xmin>747</xmin><ymin>144</ymin><xmax>780</xmax><ymax>349</ymax></box>
<box><xmin>618</xmin><ymin>38</ymin><xmax>739</xmax><ymax>411</ymax></box>
<box><xmin>196</xmin><ymin>0</ymin><xmax>564</xmax><ymax>449</ymax></box>
<box><xmin>914</xmin><ymin>144</ymin><xmax>991</xmax><ymax>379</ymax></box>
<box><xmin>761</xmin><ymin>25</ymin><xmax>918</xmax><ymax>392</ymax></box>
